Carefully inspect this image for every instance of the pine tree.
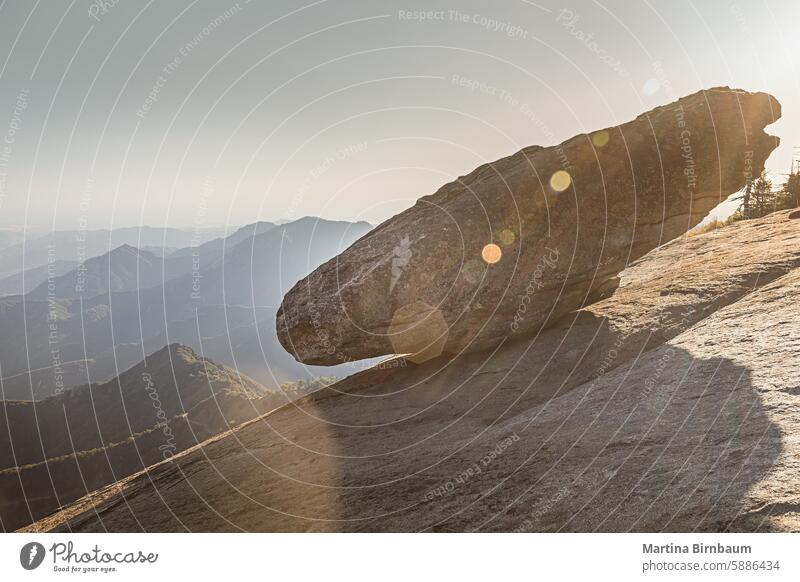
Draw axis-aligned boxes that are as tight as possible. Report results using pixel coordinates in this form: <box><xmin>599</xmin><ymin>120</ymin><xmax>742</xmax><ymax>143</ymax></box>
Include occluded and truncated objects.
<box><xmin>784</xmin><ymin>171</ymin><xmax>800</xmax><ymax>208</ymax></box>
<box><xmin>735</xmin><ymin>171</ymin><xmax>780</xmax><ymax>220</ymax></box>
<box><xmin>750</xmin><ymin>172</ymin><xmax>774</xmax><ymax>217</ymax></box>
<box><xmin>738</xmin><ymin>179</ymin><xmax>753</xmax><ymax>219</ymax></box>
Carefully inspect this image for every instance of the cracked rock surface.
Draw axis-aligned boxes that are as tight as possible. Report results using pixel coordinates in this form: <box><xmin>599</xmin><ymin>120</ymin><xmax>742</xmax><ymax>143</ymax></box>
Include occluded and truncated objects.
<box><xmin>277</xmin><ymin>87</ymin><xmax>780</xmax><ymax>365</ymax></box>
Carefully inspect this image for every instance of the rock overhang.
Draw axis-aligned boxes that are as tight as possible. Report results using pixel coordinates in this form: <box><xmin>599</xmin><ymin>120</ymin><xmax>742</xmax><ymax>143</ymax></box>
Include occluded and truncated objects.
<box><xmin>277</xmin><ymin>87</ymin><xmax>782</xmax><ymax>365</ymax></box>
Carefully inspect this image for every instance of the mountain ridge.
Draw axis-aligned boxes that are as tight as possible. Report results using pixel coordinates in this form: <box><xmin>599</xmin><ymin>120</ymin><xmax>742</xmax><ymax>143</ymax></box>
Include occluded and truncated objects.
<box><xmin>0</xmin><ymin>342</ymin><xmax>325</xmax><ymax>531</ymax></box>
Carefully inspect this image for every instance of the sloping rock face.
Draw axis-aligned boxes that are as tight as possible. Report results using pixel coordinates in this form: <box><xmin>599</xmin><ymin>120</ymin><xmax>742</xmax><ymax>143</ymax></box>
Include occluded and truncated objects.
<box><xmin>26</xmin><ymin>210</ymin><xmax>800</xmax><ymax>533</ymax></box>
<box><xmin>0</xmin><ymin>345</ymin><xmax>310</xmax><ymax>532</ymax></box>
<box><xmin>277</xmin><ymin>87</ymin><xmax>780</xmax><ymax>365</ymax></box>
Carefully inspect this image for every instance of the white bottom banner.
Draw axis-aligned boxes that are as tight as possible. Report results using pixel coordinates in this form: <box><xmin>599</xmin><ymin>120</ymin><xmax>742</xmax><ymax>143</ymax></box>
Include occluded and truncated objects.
<box><xmin>2</xmin><ymin>533</ymin><xmax>797</xmax><ymax>581</ymax></box>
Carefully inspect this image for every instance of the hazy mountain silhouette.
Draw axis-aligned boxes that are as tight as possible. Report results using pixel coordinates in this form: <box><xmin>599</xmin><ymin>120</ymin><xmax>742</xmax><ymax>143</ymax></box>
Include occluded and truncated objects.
<box><xmin>17</xmin><ymin>221</ymin><xmax>280</xmax><ymax>303</ymax></box>
<box><xmin>0</xmin><ymin>217</ymin><xmax>373</xmax><ymax>399</ymax></box>
<box><xmin>0</xmin><ymin>226</ymin><xmax>225</xmax><ymax>278</ymax></box>
<box><xmin>0</xmin><ymin>343</ymin><xmax>268</xmax><ymax>469</ymax></box>
<box><xmin>0</xmin><ymin>259</ymin><xmax>78</xmax><ymax>297</ymax></box>
<box><xmin>156</xmin><ymin>216</ymin><xmax>372</xmax><ymax>309</ymax></box>
<box><xmin>168</xmin><ymin>221</ymin><xmax>276</xmax><ymax>259</ymax></box>
<box><xmin>0</xmin><ymin>344</ymin><xmax>315</xmax><ymax>531</ymax></box>
<box><xmin>25</xmin><ymin>245</ymin><xmax>164</xmax><ymax>301</ymax></box>
<box><xmin>0</xmin><ymin>230</ymin><xmax>24</xmax><ymax>253</ymax></box>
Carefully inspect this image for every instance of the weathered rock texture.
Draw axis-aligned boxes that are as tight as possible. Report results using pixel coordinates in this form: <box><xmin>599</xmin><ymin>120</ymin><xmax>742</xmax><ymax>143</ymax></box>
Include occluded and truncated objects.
<box><xmin>25</xmin><ymin>210</ymin><xmax>800</xmax><ymax>532</ymax></box>
<box><xmin>277</xmin><ymin>87</ymin><xmax>780</xmax><ymax>365</ymax></box>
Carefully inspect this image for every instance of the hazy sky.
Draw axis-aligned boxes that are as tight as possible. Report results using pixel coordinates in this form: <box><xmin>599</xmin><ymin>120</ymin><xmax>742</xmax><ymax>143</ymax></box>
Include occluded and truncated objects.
<box><xmin>0</xmin><ymin>0</ymin><xmax>797</xmax><ymax>230</ymax></box>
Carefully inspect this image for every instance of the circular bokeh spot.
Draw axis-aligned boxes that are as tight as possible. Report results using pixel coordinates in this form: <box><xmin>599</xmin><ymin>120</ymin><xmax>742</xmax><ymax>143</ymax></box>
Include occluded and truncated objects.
<box><xmin>498</xmin><ymin>229</ymin><xmax>516</xmax><ymax>246</ymax></box>
<box><xmin>549</xmin><ymin>170</ymin><xmax>572</xmax><ymax>192</ymax></box>
<box><xmin>388</xmin><ymin>302</ymin><xmax>449</xmax><ymax>364</ymax></box>
<box><xmin>481</xmin><ymin>243</ymin><xmax>502</xmax><ymax>264</ymax></box>
<box><xmin>591</xmin><ymin>130</ymin><xmax>610</xmax><ymax>148</ymax></box>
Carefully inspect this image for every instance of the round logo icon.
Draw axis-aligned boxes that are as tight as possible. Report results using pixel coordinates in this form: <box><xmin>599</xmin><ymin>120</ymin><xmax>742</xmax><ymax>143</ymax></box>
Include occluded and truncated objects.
<box><xmin>20</xmin><ymin>542</ymin><xmax>46</xmax><ymax>570</ymax></box>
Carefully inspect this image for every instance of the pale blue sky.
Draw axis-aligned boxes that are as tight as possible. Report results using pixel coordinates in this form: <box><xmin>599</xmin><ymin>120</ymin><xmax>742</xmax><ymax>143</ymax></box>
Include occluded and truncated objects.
<box><xmin>0</xmin><ymin>0</ymin><xmax>797</xmax><ymax>230</ymax></box>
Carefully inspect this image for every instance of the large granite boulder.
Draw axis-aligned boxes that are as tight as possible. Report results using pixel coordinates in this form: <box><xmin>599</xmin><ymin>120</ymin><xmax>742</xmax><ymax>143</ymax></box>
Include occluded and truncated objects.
<box><xmin>277</xmin><ymin>87</ymin><xmax>780</xmax><ymax>365</ymax></box>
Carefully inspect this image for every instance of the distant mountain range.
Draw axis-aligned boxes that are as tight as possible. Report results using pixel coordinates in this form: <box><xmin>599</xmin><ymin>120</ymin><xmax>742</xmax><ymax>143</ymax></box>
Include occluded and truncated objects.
<box><xmin>168</xmin><ymin>221</ymin><xmax>276</xmax><ymax>259</ymax></box>
<box><xmin>0</xmin><ymin>217</ymin><xmax>373</xmax><ymax>400</ymax></box>
<box><xmin>0</xmin><ymin>259</ymin><xmax>78</xmax><ymax>297</ymax></box>
<box><xmin>0</xmin><ymin>226</ymin><xmax>227</xmax><ymax>278</ymax></box>
<box><xmin>0</xmin><ymin>230</ymin><xmax>25</xmax><ymax>253</ymax></box>
<box><xmin>7</xmin><ymin>224</ymin><xmax>278</xmax><ymax>301</ymax></box>
<box><xmin>24</xmin><ymin>245</ymin><xmax>165</xmax><ymax>301</ymax></box>
<box><xmin>0</xmin><ymin>344</ymin><xmax>326</xmax><ymax>531</ymax></box>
